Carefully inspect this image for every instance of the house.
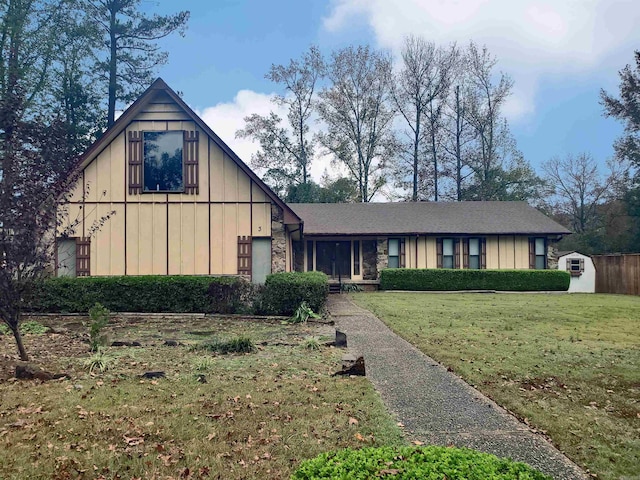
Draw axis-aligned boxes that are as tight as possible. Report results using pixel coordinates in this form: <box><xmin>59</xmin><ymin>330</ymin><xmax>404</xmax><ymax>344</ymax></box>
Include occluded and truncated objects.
<box><xmin>557</xmin><ymin>251</ymin><xmax>596</xmax><ymax>293</ymax></box>
<box><xmin>288</xmin><ymin>202</ymin><xmax>571</xmax><ymax>283</ymax></box>
<box><xmin>56</xmin><ymin>78</ymin><xmax>303</xmax><ymax>283</ymax></box>
<box><xmin>57</xmin><ymin>79</ymin><xmax>571</xmax><ymax>284</ymax></box>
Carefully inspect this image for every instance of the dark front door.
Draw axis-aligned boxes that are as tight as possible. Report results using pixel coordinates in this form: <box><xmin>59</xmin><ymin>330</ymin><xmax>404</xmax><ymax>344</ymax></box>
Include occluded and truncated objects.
<box><xmin>316</xmin><ymin>241</ymin><xmax>351</xmax><ymax>279</ymax></box>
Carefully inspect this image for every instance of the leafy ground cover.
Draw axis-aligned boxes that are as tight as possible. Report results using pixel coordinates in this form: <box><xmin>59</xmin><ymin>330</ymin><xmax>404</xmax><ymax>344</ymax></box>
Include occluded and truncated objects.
<box><xmin>352</xmin><ymin>292</ymin><xmax>640</xmax><ymax>480</ymax></box>
<box><xmin>0</xmin><ymin>315</ymin><xmax>403</xmax><ymax>479</ymax></box>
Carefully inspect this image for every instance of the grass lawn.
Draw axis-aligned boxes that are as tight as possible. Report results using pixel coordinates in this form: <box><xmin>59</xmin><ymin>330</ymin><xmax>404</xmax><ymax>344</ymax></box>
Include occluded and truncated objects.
<box><xmin>352</xmin><ymin>292</ymin><xmax>640</xmax><ymax>480</ymax></box>
<box><xmin>0</xmin><ymin>315</ymin><xmax>403</xmax><ymax>479</ymax></box>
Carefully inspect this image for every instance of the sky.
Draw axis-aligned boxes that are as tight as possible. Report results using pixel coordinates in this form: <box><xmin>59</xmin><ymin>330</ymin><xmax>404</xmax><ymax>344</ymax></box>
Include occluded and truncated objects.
<box><xmin>148</xmin><ymin>0</ymin><xmax>639</xmax><ymax>183</ymax></box>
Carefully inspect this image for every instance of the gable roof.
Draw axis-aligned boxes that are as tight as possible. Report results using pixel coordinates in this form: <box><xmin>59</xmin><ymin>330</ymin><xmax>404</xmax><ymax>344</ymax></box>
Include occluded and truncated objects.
<box><xmin>288</xmin><ymin>201</ymin><xmax>571</xmax><ymax>236</ymax></box>
<box><xmin>76</xmin><ymin>78</ymin><xmax>301</xmax><ymax>225</ymax></box>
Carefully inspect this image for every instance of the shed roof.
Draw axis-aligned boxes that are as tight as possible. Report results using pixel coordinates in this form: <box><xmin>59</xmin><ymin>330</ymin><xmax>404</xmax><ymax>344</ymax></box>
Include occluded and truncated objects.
<box><xmin>288</xmin><ymin>201</ymin><xmax>571</xmax><ymax>236</ymax></box>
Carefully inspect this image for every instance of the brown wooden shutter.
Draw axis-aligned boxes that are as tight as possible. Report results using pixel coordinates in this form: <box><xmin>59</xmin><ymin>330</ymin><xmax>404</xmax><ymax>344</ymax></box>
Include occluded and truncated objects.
<box><xmin>529</xmin><ymin>238</ymin><xmax>535</xmax><ymax>269</ymax></box>
<box><xmin>463</xmin><ymin>239</ymin><xmax>469</xmax><ymax>269</ymax></box>
<box><xmin>238</xmin><ymin>236</ymin><xmax>252</xmax><ymax>277</ymax></box>
<box><xmin>400</xmin><ymin>238</ymin><xmax>406</xmax><ymax>268</ymax></box>
<box><xmin>128</xmin><ymin>131</ymin><xmax>143</xmax><ymax>194</ymax></box>
<box><xmin>579</xmin><ymin>258</ymin><xmax>585</xmax><ymax>272</ymax></box>
<box><xmin>565</xmin><ymin>259</ymin><xmax>572</xmax><ymax>272</ymax></box>
<box><xmin>184</xmin><ymin>131</ymin><xmax>199</xmax><ymax>194</ymax></box>
<box><xmin>436</xmin><ymin>238</ymin><xmax>443</xmax><ymax>268</ymax></box>
<box><xmin>76</xmin><ymin>237</ymin><xmax>91</xmax><ymax>277</ymax></box>
<box><xmin>454</xmin><ymin>239</ymin><xmax>460</xmax><ymax>269</ymax></box>
<box><xmin>480</xmin><ymin>238</ymin><xmax>487</xmax><ymax>269</ymax></box>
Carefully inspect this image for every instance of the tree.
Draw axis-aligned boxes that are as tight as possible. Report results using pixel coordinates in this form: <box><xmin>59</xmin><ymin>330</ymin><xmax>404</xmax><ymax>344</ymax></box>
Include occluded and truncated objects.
<box><xmin>284</xmin><ymin>175</ymin><xmax>358</xmax><ymax>203</ymax></box>
<box><xmin>237</xmin><ymin>46</ymin><xmax>324</xmax><ymax>191</ymax></box>
<box><xmin>318</xmin><ymin>45</ymin><xmax>396</xmax><ymax>202</ymax></box>
<box><xmin>601</xmin><ymin>50</ymin><xmax>640</xmax><ymax>169</ymax></box>
<box><xmin>391</xmin><ymin>36</ymin><xmax>457</xmax><ymax>201</ymax></box>
<box><xmin>87</xmin><ymin>0</ymin><xmax>189</xmax><ymax>127</ymax></box>
<box><xmin>542</xmin><ymin>153</ymin><xmax>622</xmax><ymax>235</ymax></box>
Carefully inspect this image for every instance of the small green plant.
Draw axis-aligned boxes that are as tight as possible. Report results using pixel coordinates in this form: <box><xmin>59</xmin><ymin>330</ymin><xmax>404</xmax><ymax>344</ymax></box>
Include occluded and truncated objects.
<box><xmin>83</xmin><ymin>349</ymin><xmax>117</xmax><ymax>374</ymax></box>
<box><xmin>340</xmin><ymin>283</ymin><xmax>363</xmax><ymax>293</ymax></box>
<box><xmin>192</xmin><ymin>356</ymin><xmax>216</xmax><ymax>371</ymax></box>
<box><xmin>291</xmin><ymin>445</ymin><xmax>552</xmax><ymax>479</ymax></box>
<box><xmin>87</xmin><ymin>303</ymin><xmax>110</xmax><ymax>352</ymax></box>
<box><xmin>0</xmin><ymin>323</ymin><xmax>9</xmax><ymax>335</ymax></box>
<box><xmin>289</xmin><ymin>302</ymin><xmax>322</xmax><ymax>324</ymax></box>
<box><xmin>303</xmin><ymin>336</ymin><xmax>321</xmax><ymax>351</ymax></box>
<box><xmin>197</xmin><ymin>336</ymin><xmax>256</xmax><ymax>354</ymax></box>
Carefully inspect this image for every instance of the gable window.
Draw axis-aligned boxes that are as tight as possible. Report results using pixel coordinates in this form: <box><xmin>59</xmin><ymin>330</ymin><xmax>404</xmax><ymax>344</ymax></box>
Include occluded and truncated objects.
<box><xmin>143</xmin><ymin>131</ymin><xmax>184</xmax><ymax>192</ymax></box>
<box><xmin>529</xmin><ymin>237</ymin><xmax>547</xmax><ymax>269</ymax></box>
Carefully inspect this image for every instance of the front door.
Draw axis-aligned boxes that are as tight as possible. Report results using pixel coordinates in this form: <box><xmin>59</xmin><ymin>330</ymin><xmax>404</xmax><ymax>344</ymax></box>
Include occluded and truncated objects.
<box><xmin>316</xmin><ymin>241</ymin><xmax>351</xmax><ymax>279</ymax></box>
<box><xmin>252</xmin><ymin>238</ymin><xmax>272</xmax><ymax>284</ymax></box>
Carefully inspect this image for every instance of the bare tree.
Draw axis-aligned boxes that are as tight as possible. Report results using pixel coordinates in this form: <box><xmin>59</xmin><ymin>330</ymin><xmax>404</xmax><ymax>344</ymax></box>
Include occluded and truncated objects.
<box><xmin>543</xmin><ymin>153</ymin><xmax>623</xmax><ymax>234</ymax></box>
<box><xmin>318</xmin><ymin>45</ymin><xmax>396</xmax><ymax>202</ymax></box>
<box><xmin>236</xmin><ymin>46</ymin><xmax>324</xmax><ymax>192</ymax></box>
<box><xmin>87</xmin><ymin>0</ymin><xmax>189</xmax><ymax>127</ymax></box>
<box><xmin>464</xmin><ymin>42</ymin><xmax>516</xmax><ymax>200</ymax></box>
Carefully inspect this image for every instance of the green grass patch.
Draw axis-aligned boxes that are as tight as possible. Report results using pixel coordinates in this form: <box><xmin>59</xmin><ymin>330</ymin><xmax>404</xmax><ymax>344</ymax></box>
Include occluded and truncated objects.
<box><xmin>195</xmin><ymin>336</ymin><xmax>256</xmax><ymax>354</ymax></box>
<box><xmin>0</xmin><ymin>321</ymin><xmax>50</xmax><ymax>335</ymax></box>
<box><xmin>292</xmin><ymin>445</ymin><xmax>551</xmax><ymax>479</ymax></box>
<box><xmin>351</xmin><ymin>292</ymin><xmax>640</xmax><ymax>480</ymax></box>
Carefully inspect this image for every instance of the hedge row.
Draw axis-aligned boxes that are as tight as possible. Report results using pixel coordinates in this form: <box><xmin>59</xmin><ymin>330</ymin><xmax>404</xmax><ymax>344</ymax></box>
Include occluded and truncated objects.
<box><xmin>28</xmin><ymin>272</ymin><xmax>329</xmax><ymax>316</ymax></box>
<box><xmin>380</xmin><ymin>268</ymin><xmax>570</xmax><ymax>291</ymax></box>
<box><xmin>291</xmin><ymin>445</ymin><xmax>551</xmax><ymax>479</ymax></box>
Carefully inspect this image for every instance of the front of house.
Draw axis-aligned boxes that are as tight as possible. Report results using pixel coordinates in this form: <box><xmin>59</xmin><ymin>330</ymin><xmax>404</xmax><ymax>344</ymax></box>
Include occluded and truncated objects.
<box><xmin>57</xmin><ymin>79</ymin><xmax>571</xmax><ymax>283</ymax></box>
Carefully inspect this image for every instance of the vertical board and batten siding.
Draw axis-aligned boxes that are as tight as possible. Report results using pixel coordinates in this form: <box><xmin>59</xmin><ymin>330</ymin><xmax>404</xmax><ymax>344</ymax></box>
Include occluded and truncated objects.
<box><xmin>592</xmin><ymin>254</ymin><xmax>640</xmax><ymax>295</ymax></box>
<box><xmin>60</xmin><ymin>93</ymin><xmax>275</xmax><ymax>276</ymax></box>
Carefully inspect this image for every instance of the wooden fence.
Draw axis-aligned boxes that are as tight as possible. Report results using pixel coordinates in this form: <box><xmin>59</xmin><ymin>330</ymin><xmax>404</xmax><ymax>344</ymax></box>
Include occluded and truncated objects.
<box><xmin>591</xmin><ymin>254</ymin><xmax>640</xmax><ymax>295</ymax></box>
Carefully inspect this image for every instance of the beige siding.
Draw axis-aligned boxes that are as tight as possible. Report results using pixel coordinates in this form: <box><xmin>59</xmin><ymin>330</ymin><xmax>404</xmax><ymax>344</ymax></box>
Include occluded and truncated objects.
<box><xmin>60</xmin><ymin>93</ymin><xmax>285</xmax><ymax>277</ymax></box>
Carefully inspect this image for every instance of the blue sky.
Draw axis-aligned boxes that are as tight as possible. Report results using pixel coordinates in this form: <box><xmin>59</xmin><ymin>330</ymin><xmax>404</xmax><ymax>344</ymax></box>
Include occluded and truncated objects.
<box><xmin>149</xmin><ymin>0</ymin><xmax>639</xmax><ymax>182</ymax></box>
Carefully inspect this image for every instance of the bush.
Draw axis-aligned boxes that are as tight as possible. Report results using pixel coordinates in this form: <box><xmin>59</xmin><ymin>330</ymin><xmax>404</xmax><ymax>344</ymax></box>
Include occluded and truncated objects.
<box><xmin>258</xmin><ymin>272</ymin><xmax>329</xmax><ymax>316</ymax></box>
<box><xmin>291</xmin><ymin>445</ymin><xmax>552</xmax><ymax>480</ymax></box>
<box><xmin>28</xmin><ymin>276</ymin><xmax>254</xmax><ymax>313</ymax></box>
<box><xmin>87</xmin><ymin>303</ymin><xmax>110</xmax><ymax>352</ymax></box>
<box><xmin>380</xmin><ymin>269</ymin><xmax>570</xmax><ymax>292</ymax></box>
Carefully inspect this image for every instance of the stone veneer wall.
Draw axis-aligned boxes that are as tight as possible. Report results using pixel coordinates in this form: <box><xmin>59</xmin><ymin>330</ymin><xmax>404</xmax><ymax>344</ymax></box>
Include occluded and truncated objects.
<box><xmin>376</xmin><ymin>237</ymin><xmax>388</xmax><ymax>276</ymax></box>
<box><xmin>271</xmin><ymin>204</ymin><xmax>286</xmax><ymax>273</ymax></box>
<box><xmin>362</xmin><ymin>240</ymin><xmax>378</xmax><ymax>280</ymax></box>
<box><xmin>547</xmin><ymin>242</ymin><xmax>559</xmax><ymax>270</ymax></box>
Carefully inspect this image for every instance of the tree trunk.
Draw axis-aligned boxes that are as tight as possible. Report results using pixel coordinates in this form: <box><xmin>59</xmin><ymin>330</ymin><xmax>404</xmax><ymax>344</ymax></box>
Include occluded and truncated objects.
<box><xmin>107</xmin><ymin>5</ymin><xmax>118</xmax><ymax>127</ymax></box>
<box><xmin>10</xmin><ymin>323</ymin><xmax>29</xmax><ymax>361</ymax></box>
<box><xmin>413</xmin><ymin>107</ymin><xmax>420</xmax><ymax>202</ymax></box>
<box><xmin>455</xmin><ymin>86</ymin><xmax>462</xmax><ymax>201</ymax></box>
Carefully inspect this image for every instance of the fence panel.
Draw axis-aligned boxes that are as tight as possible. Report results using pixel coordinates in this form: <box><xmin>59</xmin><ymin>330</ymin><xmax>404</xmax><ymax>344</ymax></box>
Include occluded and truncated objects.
<box><xmin>592</xmin><ymin>254</ymin><xmax>640</xmax><ymax>295</ymax></box>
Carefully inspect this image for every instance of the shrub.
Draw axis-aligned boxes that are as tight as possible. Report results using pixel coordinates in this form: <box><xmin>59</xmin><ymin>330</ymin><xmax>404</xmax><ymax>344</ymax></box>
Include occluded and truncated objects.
<box><xmin>196</xmin><ymin>336</ymin><xmax>256</xmax><ymax>354</ymax></box>
<box><xmin>87</xmin><ymin>303</ymin><xmax>110</xmax><ymax>352</ymax></box>
<box><xmin>380</xmin><ymin>269</ymin><xmax>570</xmax><ymax>292</ymax></box>
<box><xmin>291</xmin><ymin>445</ymin><xmax>552</xmax><ymax>480</ymax></box>
<box><xmin>28</xmin><ymin>276</ymin><xmax>254</xmax><ymax>313</ymax></box>
<box><xmin>259</xmin><ymin>272</ymin><xmax>329</xmax><ymax>316</ymax></box>
<box><xmin>84</xmin><ymin>349</ymin><xmax>118</xmax><ymax>374</ymax></box>
<box><xmin>289</xmin><ymin>302</ymin><xmax>322</xmax><ymax>323</ymax></box>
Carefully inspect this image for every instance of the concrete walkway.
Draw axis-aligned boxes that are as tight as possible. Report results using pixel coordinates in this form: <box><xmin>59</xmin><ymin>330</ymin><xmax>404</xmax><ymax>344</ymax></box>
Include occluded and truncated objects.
<box><xmin>328</xmin><ymin>295</ymin><xmax>588</xmax><ymax>480</ymax></box>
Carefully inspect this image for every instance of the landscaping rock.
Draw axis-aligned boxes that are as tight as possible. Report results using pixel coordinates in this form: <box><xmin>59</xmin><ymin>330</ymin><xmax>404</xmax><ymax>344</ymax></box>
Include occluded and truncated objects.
<box><xmin>333</xmin><ymin>354</ymin><xmax>365</xmax><ymax>376</ymax></box>
<box><xmin>335</xmin><ymin>330</ymin><xmax>347</xmax><ymax>348</ymax></box>
<box><xmin>111</xmin><ymin>340</ymin><xmax>142</xmax><ymax>347</ymax></box>
<box><xmin>15</xmin><ymin>362</ymin><xmax>68</xmax><ymax>381</ymax></box>
<box><xmin>163</xmin><ymin>340</ymin><xmax>179</xmax><ymax>347</ymax></box>
<box><xmin>196</xmin><ymin>374</ymin><xmax>207</xmax><ymax>383</ymax></box>
<box><xmin>141</xmin><ymin>371</ymin><xmax>166</xmax><ymax>379</ymax></box>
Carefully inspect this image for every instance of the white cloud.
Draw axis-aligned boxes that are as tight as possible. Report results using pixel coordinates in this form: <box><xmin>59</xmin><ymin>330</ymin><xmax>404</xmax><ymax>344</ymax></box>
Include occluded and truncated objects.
<box><xmin>323</xmin><ymin>0</ymin><xmax>640</xmax><ymax>122</ymax></box>
<box><xmin>197</xmin><ymin>91</ymin><xmax>335</xmax><ymax>183</ymax></box>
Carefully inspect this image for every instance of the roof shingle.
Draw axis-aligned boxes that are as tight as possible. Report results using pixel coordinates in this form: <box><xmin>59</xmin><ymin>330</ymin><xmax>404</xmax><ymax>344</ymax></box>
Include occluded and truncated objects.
<box><xmin>288</xmin><ymin>201</ymin><xmax>571</xmax><ymax>236</ymax></box>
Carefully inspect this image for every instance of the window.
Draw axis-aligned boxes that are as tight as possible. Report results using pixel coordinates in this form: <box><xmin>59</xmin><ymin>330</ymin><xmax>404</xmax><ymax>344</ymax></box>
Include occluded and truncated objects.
<box><xmin>442</xmin><ymin>238</ymin><xmax>455</xmax><ymax>269</ymax></box>
<box><xmin>468</xmin><ymin>238</ymin><xmax>481</xmax><ymax>269</ymax></box>
<box><xmin>567</xmin><ymin>258</ymin><xmax>584</xmax><ymax>276</ymax></box>
<box><xmin>306</xmin><ymin>241</ymin><xmax>314</xmax><ymax>271</ymax></box>
<box><xmin>388</xmin><ymin>238</ymin><xmax>400</xmax><ymax>268</ymax></box>
<box><xmin>534</xmin><ymin>237</ymin><xmax>547</xmax><ymax>270</ymax></box>
<box><xmin>143</xmin><ymin>131</ymin><xmax>184</xmax><ymax>192</ymax></box>
<box><xmin>353</xmin><ymin>240</ymin><xmax>360</xmax><ymax>276</ymax></box>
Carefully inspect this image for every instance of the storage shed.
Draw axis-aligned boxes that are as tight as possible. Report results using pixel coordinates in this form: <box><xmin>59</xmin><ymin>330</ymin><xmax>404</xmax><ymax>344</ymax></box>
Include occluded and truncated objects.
<box><xmin>557</xmin><ymin>251</ymin><xmax>596</xmax><ymax>293</ymax></box>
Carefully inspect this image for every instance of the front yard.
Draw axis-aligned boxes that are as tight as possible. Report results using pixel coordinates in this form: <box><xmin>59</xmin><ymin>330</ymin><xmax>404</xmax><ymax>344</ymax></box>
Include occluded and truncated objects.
<box><xmin>352</xmin><ymin>292</ymin><xmax>640</xmax><ymax>480</ymax></box>
<box><xmin>0</xmin><ymin>315</ymin><xmax>403</xmax><ymax>479</ymax></box>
